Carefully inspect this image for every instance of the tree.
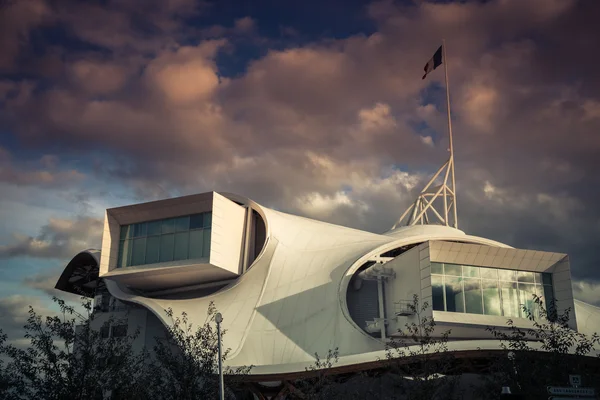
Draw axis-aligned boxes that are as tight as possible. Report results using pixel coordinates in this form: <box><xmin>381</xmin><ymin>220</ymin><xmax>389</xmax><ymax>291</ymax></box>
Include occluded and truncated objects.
<box><xmin>0</xmin><ymin>296</ymin><xmax>146</xmax><ymax>400</ymax></box>
<box><xmin>482</xmin><ymin>295</ymin><xmax>600</xmax><ymax>399</ymax></box>
<box><xmin>143</xmin><ymin>301</ymin><xmax>251</xmax><ymax>400</ymax></box>
<box><xmin>385</xmin><ymin>294</ymin><xmax>459</xmax><ymax>400</ymax></box>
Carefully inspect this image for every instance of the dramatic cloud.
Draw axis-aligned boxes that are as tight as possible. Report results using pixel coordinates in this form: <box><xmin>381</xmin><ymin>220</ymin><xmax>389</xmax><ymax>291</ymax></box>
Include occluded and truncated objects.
<box><xmin>0</xmin><ymin>217</ymin><xmax>103</xmax><ymax>260</ymax></box>
<box><xmin>1</xmin><ymin>0</ymin><xmax>600</xmax><ymax>306</ymax></box>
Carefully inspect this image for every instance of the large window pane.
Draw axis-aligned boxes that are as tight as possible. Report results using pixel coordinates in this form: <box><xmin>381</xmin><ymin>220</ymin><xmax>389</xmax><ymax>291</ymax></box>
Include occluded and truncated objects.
<box><xmin>518</xmin><ymin>282</ymin><xmax>537</xmax><ymax>318</ymax></box>
<box><xmin>464</xmin><ymin>278</ymin><xmax>483</xmax><ymax>314</ymax></box>
<box><xmin>482</xmin><ymin>280</ymin><xmax>501</xmax><ymax>316</ymax></box>
<box><xmin>498</xmin><ymin>269</ymin><xmax>517</xmax><ymax>282</ymax></box>
<box><xmin>131</xmin><ymin>238</ymin><xmax>146</xmax><ymax>266</ymax></box>
<box><xmin>445</xmin><ymin>277</ymin><xmax>465</xmax><ymax>312</ymax></box>
<box><xmin>161</xmin><ymin>218</ymin><xmax>175</xmax><ymax>234</ymax></box>
<box><xmin>501</xmin><ymin>282</ymin><xmax>520</xmax><ymax>318</ymax></box>
<box><xmin>203</xmin><ymin>212</ymin><xmax>212</xmax><ymax>228</ymax></box>
<box><xmin>517</xmin><ymin>271</ymin><xmax>535</xmax><ymax>283</ymax></box>
<box><xmin>202</xmin><ymin>228</ymin><xmax>211</xmax><ymax>258</ymax></box>
<box><xmin>544</xmin><ymin>284</ymin><xmax>557</xmax><ymax>320</ymax></box>
<box><xmin>159</xmin><ymin>234</ymin><xmax>174</xmax><ymax>262</ymax></box>
<box><xmin>120</xmin><ymin>239</ymin><xmax>132</xmax><ymax>267</ymax></box>
<box><xmin>533</xmin><ymin>272</ymin><xmax>543</xmax><ymax>285</ymax></box>
<box><xmin>432</xmin><ymin>275</ymin><xmax>445</xmax><ymax>311</ymax></box>
<box><xmin>480</xmin><ymin>267</ymin><xmax>498</xmax><ymax>280</ymax></box>
<box><xmin>542</xmin><ymin>273</ymin><xmax>553</xmax><ymax>286</ymax></box>
<box><xmin>431</xmin><ymin>262</ymin><xmax>443</xmax><ymax>275</ymax></box>
<box><xmin>190</xmin><ymin>214</ymin><xmax>204</xmax><ymax>230</ymax></box>
<box><xmin>174</xmin><ymin>232</ymin><xmax>189</xmax><ymax>261</ymax></box>
<box><xmin>133</xmin><ymin>222</ymin><xmax>147</xmax><ymax>238</ymax></box>
<box><xmin>445</xmin><ymin>264</ymin><xmax>462</xmax><ymax>276</ymax></box>
<box><xmin>145</xmin><ymin>236</ymin><xmax>160</xmax><ymax>264</ymax></box>
<box><xmin>174</xmin><ymin>216</ymin><xmax>190</xmax><ymax>232</ymax></box>
<box><xmin>120</xmin><ymin>225</ymin><xmax>132</xmax><ymax>240</ymax></box>
<box><xmin>463</xmin><ymin>266</ymin><xmax>479</xmax><ymax>278</ymax></box>
<box><xmin>147</xmin><ymin>220</ymin><xmax>162</xmax><ymax>236</ymax></box>
<box><xmin>188</xmin><ymin>229</ymin><xmax>204</xmax><ymax>259</ymax></box>
<box><xmin>118</xmin><ymin>240</ymin><xmax>125</xmax><ymax>267</ymax></box>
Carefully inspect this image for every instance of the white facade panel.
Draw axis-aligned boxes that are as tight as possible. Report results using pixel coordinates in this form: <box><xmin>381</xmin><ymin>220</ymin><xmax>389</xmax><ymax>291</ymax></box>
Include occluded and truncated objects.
<box><xmin>210</xmin><ymin>192</ymin><xmax>246</xmax><ymax>275</ymax></box>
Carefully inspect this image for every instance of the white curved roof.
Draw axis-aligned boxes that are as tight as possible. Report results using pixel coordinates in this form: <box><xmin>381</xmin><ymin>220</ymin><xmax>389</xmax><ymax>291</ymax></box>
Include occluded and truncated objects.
<box><xmin>93</xmin><ymin>194</ymin><xmax>600</xmax><ymax>375</ymax></box>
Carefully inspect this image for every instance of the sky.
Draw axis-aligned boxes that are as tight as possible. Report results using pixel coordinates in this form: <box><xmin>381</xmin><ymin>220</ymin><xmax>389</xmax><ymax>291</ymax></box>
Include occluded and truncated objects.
<box><xmin>1</xmin><ymin>0</ymin><xmax>600</xmax><ymax>342</ymax></box>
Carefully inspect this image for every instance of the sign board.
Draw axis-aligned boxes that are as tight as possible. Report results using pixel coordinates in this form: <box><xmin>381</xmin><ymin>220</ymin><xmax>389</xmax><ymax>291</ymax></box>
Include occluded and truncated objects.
<box><xmin>549</xmin><ymin>398</ymin><xmax>593</xmax><ymax>400</ymax></box>
<box><xmin>547</xmin><ymin>386</ymin><xmax>595</xmax><ymax>397</ymax></box>
<box><xmin>569</xmin><ymin>374</ymin><xmax>581</xmax><ymax>387</ymax></box>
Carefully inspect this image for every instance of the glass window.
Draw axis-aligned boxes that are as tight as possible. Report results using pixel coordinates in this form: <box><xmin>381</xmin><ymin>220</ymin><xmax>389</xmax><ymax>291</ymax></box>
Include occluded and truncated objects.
<box><xmin>188</xmin><ymin>229</ymin><xmax>204</xmax><ymax>259</ymax></box>
<box><xmin>463</xmin><ymin>266</ymin><xmax>479</xmax><ymax>278</ymax></box>
<box><xmin>464</xmin><ymin>278</ymin><xmax>483</xmax><ymax>314</ymax></box>
<box><xmin>131</xmin><ymin>238</ymin><xmax>146</xmax><ymax>266</ymax></box>
<box><xmin>118</xmin><ymin>241</ymin><xmax>125</xmax><ymax>268</ymax></box>
<box><xmin>202</xmin><ymin>228</ymin><xmax>211</xmax><ymax>258</ymax></box>
<box><xmin>544</xmin><ymin>284</ymin><xmax>557</xmax><ymax>320</ymax></box>
<box><xmin>432</xmin><ymin>275</ymin><xmax>445</xmax><ymax>311</ymax></box>
<box><xmin>482</xmin><ymin>280</ymin><xmax>501</xmax><ymax>316</ymax></box>
<box><xmin>480</xmin><ymin>267</ymin><xmax>498</xmax><ymax>280</ymax></box>
<box><xmin>434</xmin><ymin>262</ymin><xmax>554</xmax><ymax>320</ymax></box>
<box><xmin>174</xmin><ymin>216</ymin><xmax>190</xmax><ymax>232</ymax></box>
<box><xmin>518</xmin><ymin>282</ymin><xmax>537</xmax><ymax>318</ymax></box>
<box><xmin>517</xmin><ymin>271</ymin><xmax>535</xmax><ymax>283</ymax></box>
<box><xmin>190</xmin><ymin>214</ymin><xmax>204</xmax><ymax>230</ymax></box>
<box><xmin>120</xmin><ymin>239</ymin><xmax>132</xmax><ymax>267</ymax></box>
<box><xmin>111</xmin><ymin>325</ymin><xmax>128</xmax><ymax>338</ymax></box>
<box><xmin>501</xmin><ymin>281</ymin><xmax>520</xmax><ymax>318</ymax></box>
<box><xmin>145</xmin><ymin>236</ymin><xmax>160</xmax><ymax>264</ymax></box>
<box><xmin>174</xmin><ymin>232</ymin><xmax>189</xmax><ymax>261</ymax></box>
<box><xmin>431</xmin><ymin>262</ymin><xmax>443</xmax><ymax>275</ymax></box>
<box><xmin>445</xmin><ymin>264</ymin><xmax>462</xmax><ymax>276</ymax></box>
<box><xmin>159</xmin><ymin>234</ymin><xmax>174</xmax><ymax>263</ymax></box>
<box><xmin>445</xmin><ymin>276</ymin><xmax>465</xmax><ymax>312</ymax></box>
<box><xmin>147</xmin><ymin>220</ymin><xmax>162</xmax><ymax>236</ymax></box>
<box><xmin>117</xmin><ymin>213</ymin><xmax>216</xmax><ymax>267</ymax></box>
<box><xmin>498</xmin><ymin>269</ymin><xmax>517</xmax><ymax>281</ymax></box>
<box><xmin>133</xmin><ymin>222</ymin><xmax>147</xmax><ymax>237</ymax></box>
<box><xmin>161</xmin><ymin>218</ymin><xmax>175</xmax><ymax>234</ymax></box>
<box><xmin>120</xmin><ymin>225</ymin><xmax>132</xmax><ymax>240</ymax></box>
<box><xmin>203</xmin><ymin>212</ymin><xmax>212</xmax><ymax>228</ymax></box>
<box><xmin>100</xmin><ymin>326</ymin><xmax>110</xmax><ymax>339</ymax></box>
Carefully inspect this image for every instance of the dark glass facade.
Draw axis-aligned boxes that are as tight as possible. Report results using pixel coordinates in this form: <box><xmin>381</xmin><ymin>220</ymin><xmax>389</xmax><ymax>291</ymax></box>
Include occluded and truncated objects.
<box><xmin>118</xmin><ymin>212</ymin><xmax>212</xmax><ymax>267</ymax></box>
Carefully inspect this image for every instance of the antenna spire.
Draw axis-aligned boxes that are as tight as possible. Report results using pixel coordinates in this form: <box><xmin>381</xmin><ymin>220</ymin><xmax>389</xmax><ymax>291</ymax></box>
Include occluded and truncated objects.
<box><xmin>391</xmin><ymin>40</ymin><xmax>458</xmax><ymax>230</ymax></box>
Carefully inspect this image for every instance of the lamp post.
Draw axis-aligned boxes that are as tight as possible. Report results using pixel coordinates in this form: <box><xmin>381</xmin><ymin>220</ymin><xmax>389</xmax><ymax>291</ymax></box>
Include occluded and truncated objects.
<box><xmin>216</xmin><ymin>312</ymin><xmax>224</xmax><ymax>400</ymax></box>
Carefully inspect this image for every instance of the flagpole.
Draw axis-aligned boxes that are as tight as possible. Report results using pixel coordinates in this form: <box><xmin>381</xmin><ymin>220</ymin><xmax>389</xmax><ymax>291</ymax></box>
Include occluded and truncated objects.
<box><xmin>442</xmin><ymin>39</ymin><xmax>458</xmax><ymax>229</ymax></box>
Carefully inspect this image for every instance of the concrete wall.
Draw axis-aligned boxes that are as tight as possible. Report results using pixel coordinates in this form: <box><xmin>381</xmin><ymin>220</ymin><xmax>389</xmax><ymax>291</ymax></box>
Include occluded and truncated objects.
<box><xmin>384</xmin><ymin>243</ymin><xmax>431</xmax><ymax>335</ymax></box>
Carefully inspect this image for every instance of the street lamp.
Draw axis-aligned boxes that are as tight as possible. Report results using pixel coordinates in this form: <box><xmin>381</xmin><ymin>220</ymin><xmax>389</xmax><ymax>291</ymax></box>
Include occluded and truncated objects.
<box><xmin>216</xmin><ymin>312</ymin><xmax>224</xmax><ymax>400</ymax></box>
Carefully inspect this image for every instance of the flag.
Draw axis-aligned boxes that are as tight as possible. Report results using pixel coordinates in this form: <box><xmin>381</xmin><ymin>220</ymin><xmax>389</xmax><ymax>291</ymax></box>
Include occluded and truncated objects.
<box><xmin>422</xmin><ymin>45</ymin><xmax>443</xmax><ymax>79</ymax></box>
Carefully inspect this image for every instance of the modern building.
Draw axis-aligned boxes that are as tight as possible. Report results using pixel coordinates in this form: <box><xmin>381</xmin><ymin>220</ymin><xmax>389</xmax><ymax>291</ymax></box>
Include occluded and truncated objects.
<box><xmin>55</xmin><ymin>189</ymin><xmax>600</xmax><ymax>395</ymax></box>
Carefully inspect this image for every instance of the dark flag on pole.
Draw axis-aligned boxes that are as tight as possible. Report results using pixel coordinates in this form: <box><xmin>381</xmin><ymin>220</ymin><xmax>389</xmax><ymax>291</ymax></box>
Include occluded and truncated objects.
<box><xmin>422</xmin><ymin>45</ymin><xmax>443</xmax><ymax>79</ymax></box>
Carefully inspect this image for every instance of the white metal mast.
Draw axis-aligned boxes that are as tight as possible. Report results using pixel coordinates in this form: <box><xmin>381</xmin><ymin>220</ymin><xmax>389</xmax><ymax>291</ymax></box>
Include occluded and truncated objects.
<box><xmin>391</xmin><ymin>39</ymin><xmax>458</xmax><ymax>230</ymax></box>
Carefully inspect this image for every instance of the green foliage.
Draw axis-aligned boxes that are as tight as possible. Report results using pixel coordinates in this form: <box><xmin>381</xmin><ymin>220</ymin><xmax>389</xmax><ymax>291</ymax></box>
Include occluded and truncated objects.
<box><xmin>385</xmin><ymin>294</ymin><xmax>459</xmax><ymax>400</ymax></box>
<box><xmin>0</xmin><ymin>296</ymin><xmax>145</xmax><ymax>400</ymax></box>
<box><xmin>143</xmin><ymin>301</ymin><xmax>251</xmax><ymax>400</ymax></box>
<box><xmin>481</xmin><ymin>295</ymin><xmax>600</xmax><ymax>399</ymax></box>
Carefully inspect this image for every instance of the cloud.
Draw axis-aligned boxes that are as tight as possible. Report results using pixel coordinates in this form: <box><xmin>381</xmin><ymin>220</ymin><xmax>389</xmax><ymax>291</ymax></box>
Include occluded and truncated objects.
<box><xmin>572</xmin><ymin>280</ymin><xmax>600</xmax><ymax>307</ymax></box>
<box><xmin>1</xmin><ymin>0</ymin><xmax>600</xmax><ymax>290</ymax></box>
<box><xmin>0</xmin><ymin>147</ymin><xmax>85</xmax><ymax>188</ymax></box>
<box><xmin>0</xmin><ymin>216</ymin><xmax>103</xmax><ymax>260</ymax></box>
<box><xmin>0</xmin><ymin>295</ymin><xmax>59</xmax><ymax>346</ymax></box>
